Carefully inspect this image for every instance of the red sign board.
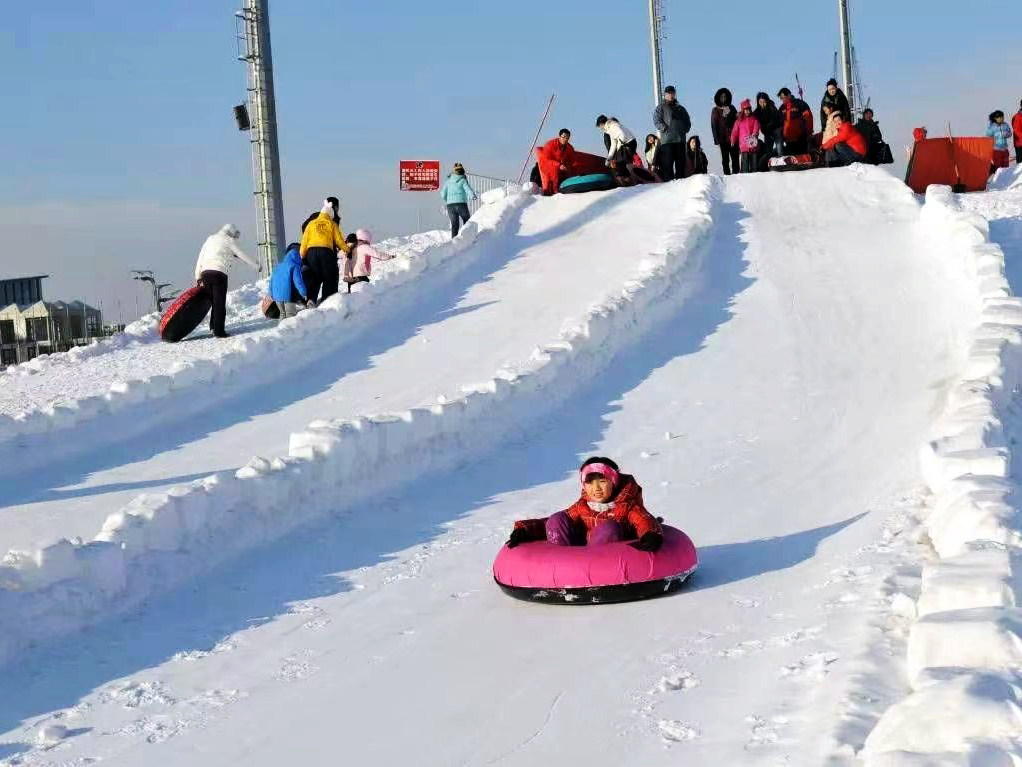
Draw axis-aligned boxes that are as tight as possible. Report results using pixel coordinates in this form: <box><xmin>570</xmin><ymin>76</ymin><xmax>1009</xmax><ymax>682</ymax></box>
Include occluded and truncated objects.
<box><xmin>399</xmin><ymin>160</ymin><xmax>441</xmax><ymax>191</ymax></box>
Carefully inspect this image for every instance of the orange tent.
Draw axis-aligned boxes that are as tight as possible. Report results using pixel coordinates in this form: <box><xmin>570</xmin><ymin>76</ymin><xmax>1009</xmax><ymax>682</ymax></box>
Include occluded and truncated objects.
<box><xmin>905</xmin><ymin>136</ymin><xmax>995</xmax><ymax>194</ymax></box>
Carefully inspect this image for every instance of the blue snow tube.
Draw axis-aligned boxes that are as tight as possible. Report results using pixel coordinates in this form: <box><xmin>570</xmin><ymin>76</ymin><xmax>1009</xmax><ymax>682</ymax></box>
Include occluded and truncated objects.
<box><xmin>559</xmin><ymin>173</ymin><xmax>617</xmax><ymax>193</ymax></box>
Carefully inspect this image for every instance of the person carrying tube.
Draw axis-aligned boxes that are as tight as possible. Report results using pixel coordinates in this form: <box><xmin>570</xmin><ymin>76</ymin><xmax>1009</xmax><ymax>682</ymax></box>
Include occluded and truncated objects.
<box><xmin>536</xmin><ymin>129</ymin><xmax>577</xmax><ymax>195</ymax></box>
<box><xmin>596</xmin><ymin>115</ymin><xmax>640</xmax><ymax>185</ymax></box>
<box><xmin>194</xmin><ymin>224</ymin><xmax>260</xmax><ymax>338</ymax></box>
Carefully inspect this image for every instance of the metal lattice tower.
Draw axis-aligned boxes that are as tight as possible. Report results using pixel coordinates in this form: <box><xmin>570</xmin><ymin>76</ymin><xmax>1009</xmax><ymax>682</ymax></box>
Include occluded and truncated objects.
<box><xmin>236</xmin><ymin>0</ymin><xmax>285</xmax><ymax>274</ymax></box>
<box><xmin>648</xmin><ymin>0</ymin><xmax>665</xmax><ymax>107</ymax></box>
<box><xmin>837</xmin><ymin>0</ymin><xmax>855</xmax><ymax>116</ymax></box>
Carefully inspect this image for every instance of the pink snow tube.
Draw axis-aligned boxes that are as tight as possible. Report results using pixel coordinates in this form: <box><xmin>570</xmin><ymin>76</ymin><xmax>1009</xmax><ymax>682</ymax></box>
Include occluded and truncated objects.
<box><xmin>493</xmin><ymin>525</ymin><xmax>697</xmax><ymax>604</ymax></box>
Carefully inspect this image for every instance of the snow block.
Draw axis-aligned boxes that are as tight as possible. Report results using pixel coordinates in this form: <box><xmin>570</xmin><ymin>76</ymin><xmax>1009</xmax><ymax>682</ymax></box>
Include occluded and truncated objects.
<box><xmin>862</xmin><ymin>673</ymin><xmax>1022</xmax><ymax>763</ymax></box>
<box><xmin>917</xmin><ymin>545</ymin><xmax>1018</xmax><ymax>617</ymax></box>
<box><xmin>907</xmin><ymin>608</ymin><xmax>1022</xmax><ymax>685</ymax></box>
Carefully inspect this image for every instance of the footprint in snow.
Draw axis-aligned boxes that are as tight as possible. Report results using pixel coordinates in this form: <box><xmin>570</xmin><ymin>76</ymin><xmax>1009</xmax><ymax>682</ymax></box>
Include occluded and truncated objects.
<box><xmin>657</xmin><ymin>719</ymin><xmax>700</xmax><ymax>744</ymax></box>
<box><xmin>732</xmin><ymin>596</ymin><xmax>761</xmax><ymax>608</ymax></box>
<box><xmin>655</xmin><ymin>670</ymin><xmax>700</xmax><ymax>693</ymax></box>
<box><xmin>744</xmin><ymin>714</ymin><xmax>789</xmax><ymax>749</ymax></box>
<box><xmin>779</xmin><ymin>652</ymin><xmax>839</xmax><ymax>679</ymax></box>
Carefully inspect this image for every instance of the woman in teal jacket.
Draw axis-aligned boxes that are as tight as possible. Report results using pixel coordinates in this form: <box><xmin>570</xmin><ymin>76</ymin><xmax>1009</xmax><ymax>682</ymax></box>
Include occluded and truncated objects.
<box><xmin>440</xmin><ymin>162</ymin><xmax>478</xmax><ymax>238</ymax></box>
<box><xmin>987</xmin><ymin>110</ymin><xmax>1013</xmax><ymax>173</ymax></box>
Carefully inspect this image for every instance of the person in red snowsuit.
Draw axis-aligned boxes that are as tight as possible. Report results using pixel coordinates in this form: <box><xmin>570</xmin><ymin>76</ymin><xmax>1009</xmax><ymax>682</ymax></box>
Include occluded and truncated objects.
<box><xmin>1013</xmin><ymin>101</ymin><xmax>1022</xmax><ymax>166</ymax></box>
<box><xmin>822</xmin><ymin>113</ymin><xmax>867</xmax><ymax>166</ymax></box>
<box><xmin>506</xmin><ymin>457</ymin><xmax>664</xmax><ymax>551</ymax></box>
<box><xmin>536</xmin><ymin>128</ymin><xmax>577</xmax><ymax>195</ymax></box>
<box><xmin>777</xmin><ymin>87</ymin><xmax>814</xmax><ymax>155</ymax></box>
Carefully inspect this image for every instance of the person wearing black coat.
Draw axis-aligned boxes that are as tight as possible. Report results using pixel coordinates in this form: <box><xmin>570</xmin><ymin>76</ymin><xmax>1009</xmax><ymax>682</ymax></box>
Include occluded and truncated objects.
<box><xmin>820</xmin><ymin>78</ymin><xmax>851</xmax><ymax>130</ymax></box>
<box><xmin>710</xmin><ymin>87</ymin><xmax>740</xmax><ymax>175</ymax></box>
<box><xmin>854</xmin><ymin>108</ymin><xmax>885</xmax><ymax>164</ymax></box>
<box><xmin>652</xmin><ymin>85</ymin><xmax>692</xmax><ymax>181</ymax></box>
<box><xmin>754</xmin><ymin>92</ymin><xmax>782</xmax><ymax>163</ymax></box>
<box><xmin>685</xmin><ymin>136</ymin><xmax>709</xmax><ymax>176</ymax></box>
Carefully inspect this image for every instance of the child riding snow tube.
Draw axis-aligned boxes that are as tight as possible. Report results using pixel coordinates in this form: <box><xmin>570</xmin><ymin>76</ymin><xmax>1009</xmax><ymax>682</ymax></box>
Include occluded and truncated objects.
<box><xmin>493</xmin><ymin>458</ymin><xmax>698</xmax><ymax>604</ymax></box>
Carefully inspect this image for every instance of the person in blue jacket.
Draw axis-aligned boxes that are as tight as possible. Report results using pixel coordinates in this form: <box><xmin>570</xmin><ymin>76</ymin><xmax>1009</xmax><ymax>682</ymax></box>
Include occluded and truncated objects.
<box><xmin>440</xmin><ymin>162</ymin><xmax>478</xmax><ymax>238</ymax></box>
<box><xmin>270</xmin><ymin>242</ymin><xmax>313</xmax><ymax>318</ymax></box>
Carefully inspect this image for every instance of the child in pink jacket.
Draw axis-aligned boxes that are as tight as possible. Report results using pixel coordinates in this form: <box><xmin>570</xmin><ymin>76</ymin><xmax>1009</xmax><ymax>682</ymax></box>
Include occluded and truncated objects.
<box><xmin>343</xmin><ymin>229</ymin><xmax>393</xmax><ymax>292</ymax></box>
<box><xmin>730</xmin><ymin>99</ymin><xmax>762</xmax><ymax>175</ymax></box>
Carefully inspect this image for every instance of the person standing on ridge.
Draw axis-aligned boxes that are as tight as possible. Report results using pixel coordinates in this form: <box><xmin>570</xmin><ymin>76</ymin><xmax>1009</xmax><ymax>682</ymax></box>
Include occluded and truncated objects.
<box><xmin>536</xmin><ymin>129</ymin><xmax>577</xmax><ymax>195</ymax></box>
<box><xmin>820</xmin><ymin>78</ymin><xmax>851</xmax><ymax>130</ymax></box>
<box><xmin>300</xmin><ymin>198</ymin><xmax>350</xmax><ymax>303</ymax></box>
<box><xmin>754</xmin><ymin>92</ymin><xmax>782</xmax><ymax>163</ymax></box>
<box><xmin>710</xmin><ymin>87</ymin><xmax>739</xmax><ymax>175</ymax></box>
<box><xmin>777</xmin><ymin>87</ymin><xmax>813</xmax><ymax>155</ymax></box>
<box><xmin>987</xmin><ymin>110</ymin><xmax>1013</xmax><ymax>174</ymax></box>
<box><xmin>652</xmin><ymin>85</ymin><xmax>691</xmax><ymax>181</ymax></box>
<box><xmin>440</xmin><ymin>163</ymin><xmax>478</xmax><ymax>238</ymax></box>
<box><xmin>731</xmin><ymin>99</ymin><xmax>762</xmax><ymax>174</ymax></box>
<box><xmin>194</xmin><ymin>224</ymin><xmax>260</xmax><ymax>338</ymax></box>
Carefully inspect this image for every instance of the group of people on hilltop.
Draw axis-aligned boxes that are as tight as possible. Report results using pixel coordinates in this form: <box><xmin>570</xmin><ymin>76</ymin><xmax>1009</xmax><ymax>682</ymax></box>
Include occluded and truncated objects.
<box><xmin>706</xmin><ymin>78</ymin><xmax>888</xmax><ymax>174</ymax></box>
<box><xmin>529</xmin><ymin>78</ymin><xmax>891</xmax><ymax>196</ymax></box>
<box><xmin>193</xmin><ymin>197</ymin><xmax>393</xmax><ymax>337</ymax></box>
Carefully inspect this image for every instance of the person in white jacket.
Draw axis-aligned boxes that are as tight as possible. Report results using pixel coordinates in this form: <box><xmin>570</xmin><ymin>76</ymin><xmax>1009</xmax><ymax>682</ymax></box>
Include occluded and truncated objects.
<box><xmin>596</xmin><ymin>115</ymin><xmax>640</xmax><ymax>185</ymax></box>
<box><xmin>194</xmin><ymin>224</ymin><xmax>260</xmax><ymax>338</ymax></box>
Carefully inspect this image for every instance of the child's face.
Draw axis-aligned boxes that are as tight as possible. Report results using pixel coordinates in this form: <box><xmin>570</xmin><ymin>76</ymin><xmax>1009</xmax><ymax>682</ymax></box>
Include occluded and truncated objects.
<box><xmin>584</xmin><ymin>477</ymin><xmax>614</xmax><ymax>503</ymax></box>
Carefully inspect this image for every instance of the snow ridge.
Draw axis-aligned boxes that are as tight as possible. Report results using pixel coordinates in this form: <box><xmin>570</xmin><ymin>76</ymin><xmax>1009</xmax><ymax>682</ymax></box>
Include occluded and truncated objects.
<box><xmin>862</xmin><ymin>186</ymin><xmax>1022</xmax><ymax>764</ymax></box>
<box><xmin>0</xmin><ymin>179</ymin><xmax>717</xmax><ymax>669</ymax></box>
<box><xmin>0</xmin><ymin>202</ymin><xmax>519</xmax><ymax>479</ymax></box>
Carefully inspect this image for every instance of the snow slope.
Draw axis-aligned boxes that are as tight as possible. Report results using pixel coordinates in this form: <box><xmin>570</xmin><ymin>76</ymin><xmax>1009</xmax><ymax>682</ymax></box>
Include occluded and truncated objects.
<box><xmin>0</xmin><ymin>166</ymin><xmax>997</xmax><ymax>766</ymax></box>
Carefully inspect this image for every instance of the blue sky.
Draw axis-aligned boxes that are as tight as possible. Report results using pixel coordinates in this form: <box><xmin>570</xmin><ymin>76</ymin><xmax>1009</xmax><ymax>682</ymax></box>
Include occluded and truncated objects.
<box><xmin>2</xmin><ymin>1</ymin><xmax>1019</xmax><ymax>321</ymax></box>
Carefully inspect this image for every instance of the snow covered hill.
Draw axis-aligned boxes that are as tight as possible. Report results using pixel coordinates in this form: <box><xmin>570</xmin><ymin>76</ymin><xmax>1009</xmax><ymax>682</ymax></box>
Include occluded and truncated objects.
<box><xmin>2</xmin><ymin>168</ymin><xmax>1021</xmax><ymax>767</ymax></box>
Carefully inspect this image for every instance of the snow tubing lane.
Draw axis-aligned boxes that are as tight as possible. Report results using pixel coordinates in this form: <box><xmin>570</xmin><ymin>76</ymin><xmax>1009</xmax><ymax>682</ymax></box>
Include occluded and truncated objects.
<box><xmin>159</xmin><ymin>285</ymin><xmax>213</xmax><ymax>343</ymax></box>
<box><xmin>559</xmin><ymin>173</ymin><xmax>617</xmax><ymax>194</ymax></box>
<box><xmin>492</xmin><ymin>525</ymin><xmax>698</xmax><ymax>605</ymax></box>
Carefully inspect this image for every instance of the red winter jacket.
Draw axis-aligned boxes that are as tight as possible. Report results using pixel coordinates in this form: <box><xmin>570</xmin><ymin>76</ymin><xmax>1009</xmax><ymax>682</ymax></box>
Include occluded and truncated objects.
<box><xmin>779</xmin><ymin>98</ymin><xmax>813</xmax><ymax>143</ymax></box>
<box><xmin>1013</xmin><ymin>112</ymin><xmax>1022</xmax><ymax>148</ymax></box>
<box><xmin>536</xmin><ymin>138</ymin><xmax>578</xmax><ymax>193</ymax></box>
<box><xmin>513</xmin><ymin>475</ymin><xmax>663</xmax><ymax>541</ymax></box>
<box><xmin>822</xmin><ymin>121</ymin><xmax>867</xmax><ymax>157</ymax></box>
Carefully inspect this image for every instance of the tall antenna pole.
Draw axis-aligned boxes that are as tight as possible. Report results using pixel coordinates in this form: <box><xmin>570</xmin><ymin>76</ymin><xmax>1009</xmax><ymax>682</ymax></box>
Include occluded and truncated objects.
<box><xmin>837</xmin><ymin>0</ymin><xmax>855</xmax><ymax>116</ymax></box>
<box><xmin>648</xmin><ymin>0</ymin><xmax>664</xmax><ymax>107</ymax></box>
<box><xmin>237</xmin><ymin>0</ymin><xmax>286</xmax><ymax>274</ymax></box>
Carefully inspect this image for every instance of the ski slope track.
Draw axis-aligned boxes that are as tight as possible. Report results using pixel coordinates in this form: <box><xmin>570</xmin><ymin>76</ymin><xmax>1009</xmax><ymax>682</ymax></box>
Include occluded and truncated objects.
<box><xmin>861</xmin><ymin>184</ymin><xmax>1022</xmax><ymax>766</ymax></box>
<box><xmin>3</xmin><ymin>168</ymin><xmax>1020</xmax><ymax>766</ymax></box>
<box><xmin>0</xmin><ymin>227</ymin><xmax>467</xmax><ymax>479</ymax></box>
<box><xmin>0</xmin><ymin>178</ymin><xmax>716</xmax><ymax>668</ymax></box>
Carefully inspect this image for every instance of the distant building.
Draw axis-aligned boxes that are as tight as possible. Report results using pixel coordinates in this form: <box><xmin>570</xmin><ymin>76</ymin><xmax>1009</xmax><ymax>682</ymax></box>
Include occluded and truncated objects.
<box><xmin>0</xmin><ymin>276</ymin><xmax>104</xmax><ymax>367</ymax></box>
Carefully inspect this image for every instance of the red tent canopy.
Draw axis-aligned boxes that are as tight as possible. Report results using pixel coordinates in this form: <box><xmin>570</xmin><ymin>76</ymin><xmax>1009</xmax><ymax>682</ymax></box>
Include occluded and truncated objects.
<box><xmin>905</xmin><ymin>136</ymin><xmax>995</xmax><ymax>194</ymax></box>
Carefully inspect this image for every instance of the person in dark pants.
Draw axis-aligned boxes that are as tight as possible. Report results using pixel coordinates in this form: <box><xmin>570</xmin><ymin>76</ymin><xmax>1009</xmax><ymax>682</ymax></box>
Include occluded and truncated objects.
<box><xmin>652</xmin><ymin>85</ymin><xmax>692</xmax><ymax>181</ymax></box>
<box><xmin>193</xmin><ymin>224</ymin><xmax>260</xmax><ymax>338</ymax></box>
<box><xmin>300</xmin><ymin>199</ymin><xmax>350</xmax><ymax>303</ymax></box>
<box><xmin>777</xmin><ymin>87</ymin><xmax>814</xmax><ymax>155</ymax></box>
<box><xmin>854</xmin><ymin>108</ymin><xmax>885</xmax><ymax>164</ymax></box>
<box><xmin>754</xmin><ymin>92</ymin><xmax>782</xmax><ymax>162</ymax></box>
<box><xmin>820</xmin><ymin>78</ymin><xmax>851</xmax><ymax>131</ymax></box>
<box><xmin>440</xmin><ymin>163</ymin><xmax>477</xmax><ymax>238</ymax></box>
<box><xmin>710</xmin><ymin>87</ymin><xmax>739</xmax><ymax>175</ymax></box>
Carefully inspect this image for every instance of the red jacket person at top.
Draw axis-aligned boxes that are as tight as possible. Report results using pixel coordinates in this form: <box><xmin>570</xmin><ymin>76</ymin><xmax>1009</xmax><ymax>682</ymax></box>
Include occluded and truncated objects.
<box><xmin>536</xmin><ymin>129</ymin><xmax>578</xmax><ymax>195</ymax></box>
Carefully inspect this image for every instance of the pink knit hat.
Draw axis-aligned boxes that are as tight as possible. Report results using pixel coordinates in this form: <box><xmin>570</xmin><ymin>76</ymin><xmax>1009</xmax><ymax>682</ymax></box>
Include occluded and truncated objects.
<box><xmin>740</xmin><ymin>98</ymin><xmax>752</xmax><ymax>111</ymax></box>
<box><xmin>580</xmin><ymin>462</ymin><xmax>619</xmax><ymax>488</ymax></box>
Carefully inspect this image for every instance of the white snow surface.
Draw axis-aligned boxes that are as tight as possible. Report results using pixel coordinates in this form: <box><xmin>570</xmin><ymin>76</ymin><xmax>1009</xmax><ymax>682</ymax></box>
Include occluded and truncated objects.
<box><xmin>2</xmin><ymin>167</ymin><xmax>1021</xmax><ymax>766</ymax></box>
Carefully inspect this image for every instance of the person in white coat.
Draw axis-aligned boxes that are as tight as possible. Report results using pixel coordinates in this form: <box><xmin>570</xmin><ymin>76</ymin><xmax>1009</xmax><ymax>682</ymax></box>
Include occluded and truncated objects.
<box><xmin>596</xmin><ymin>115</ymin><xmax>640</xmax><ymax>185</ymax></box>
<box><xmin>194</xmin><ymin>224</ymin><xmax>260</xmax><ymax>338</ymax></box>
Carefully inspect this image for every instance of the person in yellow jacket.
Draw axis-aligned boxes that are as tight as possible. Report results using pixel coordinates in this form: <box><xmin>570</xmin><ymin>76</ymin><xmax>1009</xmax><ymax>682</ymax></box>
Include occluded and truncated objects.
<box><xmin>300</xmin><ymin>199</ymin><xmax>351</xmax><ymax>303</ymax></box>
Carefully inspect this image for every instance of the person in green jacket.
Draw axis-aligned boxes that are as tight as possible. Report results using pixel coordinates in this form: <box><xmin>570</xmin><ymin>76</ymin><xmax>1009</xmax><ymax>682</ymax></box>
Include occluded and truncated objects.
<box><xmin>440</xmin><ymin>162</ymin><xmax>478</xmax><ymax>238</ymax></box>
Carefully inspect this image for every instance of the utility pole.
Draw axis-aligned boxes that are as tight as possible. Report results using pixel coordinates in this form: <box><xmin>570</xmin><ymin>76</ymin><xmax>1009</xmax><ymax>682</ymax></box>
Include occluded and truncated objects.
<box><xmin>236</xmin><ymin>0</ymin><xmax>285</xmax><ymax>275</ymax></box>
<box><xmin>647</xmin><ymin>0</ymin><xmax>665</xmax><ymax>108</ymax></box>
<box><xmin>837</xmin><ymin>0</ymin><xmax>855</xmax><ymax>116</ymax></box>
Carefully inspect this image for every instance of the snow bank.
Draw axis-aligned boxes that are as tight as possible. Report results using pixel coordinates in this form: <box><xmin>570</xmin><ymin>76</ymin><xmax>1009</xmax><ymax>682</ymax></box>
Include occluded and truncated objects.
<box><xmin>0</xmin><ymin>178</ymin><xmax>718</xmax><ymax>668</ymax></box>
<box><xmin>0</xmin><ymin>209</ymin><xmax>510</xmax><ymax>478</ymax></box>
<box><xmin>862</xmin><ymin>186</ymin><xmax>1022</xmax><ymax>764</ymax></box>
